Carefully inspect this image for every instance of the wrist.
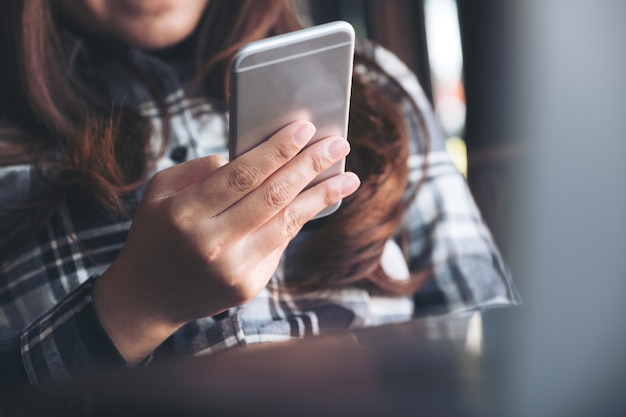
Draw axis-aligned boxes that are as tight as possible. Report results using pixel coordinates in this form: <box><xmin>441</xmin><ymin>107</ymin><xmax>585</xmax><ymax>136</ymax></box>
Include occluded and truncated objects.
<box><xmin>92</xmin><ymin>263</ymin><xmax>184</xmax><ymax>365</ymax></box>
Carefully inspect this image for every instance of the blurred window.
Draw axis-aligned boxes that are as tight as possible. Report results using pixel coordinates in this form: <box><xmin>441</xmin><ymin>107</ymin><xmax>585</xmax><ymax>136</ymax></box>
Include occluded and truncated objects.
<box><xmin>424</xmin><ymin>0</ymin><xmax>467</xmax><ymax>176</ymax></box>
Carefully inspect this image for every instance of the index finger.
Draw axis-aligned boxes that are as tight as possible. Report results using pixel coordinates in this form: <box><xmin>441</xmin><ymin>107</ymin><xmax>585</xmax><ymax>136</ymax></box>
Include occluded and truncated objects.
<box><xmin>188</xmin><ymin>121</ymin><xmax>316</xmax><ymax>216</ymax></box>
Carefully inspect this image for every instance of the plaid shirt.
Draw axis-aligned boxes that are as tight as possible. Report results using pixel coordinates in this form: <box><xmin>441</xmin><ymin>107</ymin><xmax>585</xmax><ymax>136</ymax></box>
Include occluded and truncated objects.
<box><xmin>0</xmin><ymin>40</ymin><xmax>519</xmax><ymax>387</ymax></box>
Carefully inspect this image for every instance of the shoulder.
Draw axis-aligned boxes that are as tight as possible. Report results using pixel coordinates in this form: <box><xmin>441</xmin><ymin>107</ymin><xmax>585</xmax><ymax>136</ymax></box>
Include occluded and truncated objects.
<box><xmin>354</xmin><ymin>40</ymin><xmax>447</xmax><ymax>152</ymax></box>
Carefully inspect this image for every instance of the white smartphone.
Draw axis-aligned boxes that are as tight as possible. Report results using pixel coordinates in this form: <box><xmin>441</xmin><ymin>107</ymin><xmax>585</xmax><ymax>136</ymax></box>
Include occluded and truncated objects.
<box><xmin>228</xmin><ymin>21</ymin><xmax>355</xmax><ymax>219</ymax></box>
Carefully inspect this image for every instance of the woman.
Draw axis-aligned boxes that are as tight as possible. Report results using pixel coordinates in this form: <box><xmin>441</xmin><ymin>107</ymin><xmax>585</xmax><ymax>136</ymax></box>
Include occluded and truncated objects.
<box><xmin>0</xmin><ymin>0</ymin><xmax>518</xmax><ymax>386</ymax></box>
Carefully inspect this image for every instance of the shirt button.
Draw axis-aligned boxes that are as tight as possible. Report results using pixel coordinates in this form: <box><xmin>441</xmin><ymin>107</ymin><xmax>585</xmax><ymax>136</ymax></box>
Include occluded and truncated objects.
<box><xmin>169</xmin><ymin>146</ymin><xmax>188</xmax><ymax>163</ymax></box>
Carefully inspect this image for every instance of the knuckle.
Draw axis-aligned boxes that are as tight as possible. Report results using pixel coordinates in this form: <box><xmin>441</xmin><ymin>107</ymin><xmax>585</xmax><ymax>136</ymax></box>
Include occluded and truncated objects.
<box><xmin>263</xmin><ymin>180</ymin><xmax>292</xmax><ymax>208</ymax></box>
<box><xmin>270</xmin><ymin>143</ymin><xmax>294</xmax><ymax>164</ymax></box>
<box><xmin>308</xmin><ymin>153</ymin><xmax>327</xmax><ymax>175</ymax></box>
<box><xmin>318</xmin><ymin>183</ymin><xmax>342</xmax><ymax>208</ymax></box>
<box><xmin>281</xmin><ymin>207</ymin><xmax>302</xmax><ymax>238</ymax></box>
<box><xmin>201</xmin><ymin>239</ymin><xmax>226</xmax><ymax>264</ymax></box>
<box><xmin>325</xmin><ymin>186</ymin><xmax>342</xmax><ymax>206</ymax></box>
<box><xmin>163</xmin><ymin>198</ymin><xmax>188</xmax><ymax>226</ymax></box>
<box><xmin>226</xmin><ymin>165</ymin><xmax>258</xmax><ymax>192</ymax></box>
<box><xmin>193</xmin><ymin>237</ymin><xmax>231</xmax><ymax>264</ymax></box>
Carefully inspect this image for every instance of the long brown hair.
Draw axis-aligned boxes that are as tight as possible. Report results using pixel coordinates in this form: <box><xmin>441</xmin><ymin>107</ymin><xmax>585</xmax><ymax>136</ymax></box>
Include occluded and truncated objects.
<box><xmin>0</xmin><ymin>0</ymin><xmax>429</xmax><ymax>295</ymax></box>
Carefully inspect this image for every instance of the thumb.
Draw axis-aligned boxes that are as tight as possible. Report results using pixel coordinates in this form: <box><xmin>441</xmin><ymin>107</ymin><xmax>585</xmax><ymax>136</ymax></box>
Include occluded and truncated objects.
<box><xmin>149</xmin><ymin>155</ymin><xmax>228</xmax><ymax>200</ymax></box>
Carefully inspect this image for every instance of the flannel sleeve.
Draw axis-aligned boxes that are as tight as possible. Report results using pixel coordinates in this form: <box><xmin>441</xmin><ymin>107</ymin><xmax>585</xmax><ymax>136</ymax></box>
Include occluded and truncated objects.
<box><xmin>6</xmin><ymin>277</ymin><xmax>127</xmax><ymax>387</ymax></box>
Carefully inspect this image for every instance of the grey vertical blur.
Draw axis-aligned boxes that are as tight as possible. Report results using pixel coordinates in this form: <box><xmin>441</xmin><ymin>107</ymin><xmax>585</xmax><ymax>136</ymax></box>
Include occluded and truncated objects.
<box><xmin>506</xmin><ymin>0</ymin><xmax>626</xmax><ymax>416</ymax></box>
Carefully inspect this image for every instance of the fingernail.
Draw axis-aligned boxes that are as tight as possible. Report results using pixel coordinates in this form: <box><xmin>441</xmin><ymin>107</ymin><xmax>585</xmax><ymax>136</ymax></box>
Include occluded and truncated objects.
<box><xmin>293</xmin><ymin>122</ymin><xmax>316</xmax><ymax>147</ymax></box>
<box><xmin>328</xmin><ymin>139</ymin><xmax>350</xmax><ymax>161</ymax></box>
<box><xmin>341</xmin><ymin>173</ymin><xmax>361</xmax><ymax>197</ymax></box>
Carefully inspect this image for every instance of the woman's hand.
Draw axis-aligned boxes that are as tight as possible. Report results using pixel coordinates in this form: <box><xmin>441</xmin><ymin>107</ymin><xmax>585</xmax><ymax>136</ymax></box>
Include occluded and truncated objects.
<box><xmin>93</xmin><ymin>121</ymin><xmax>360</xmax><ymax>364</ymax></box>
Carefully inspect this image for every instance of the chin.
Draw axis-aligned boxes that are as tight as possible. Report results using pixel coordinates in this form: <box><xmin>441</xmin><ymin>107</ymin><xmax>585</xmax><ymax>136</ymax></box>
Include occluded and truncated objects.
<box><xmin>116</xmin><ymin>22</ymin><xmax>196</xmax><ymax>50</ymax></box>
